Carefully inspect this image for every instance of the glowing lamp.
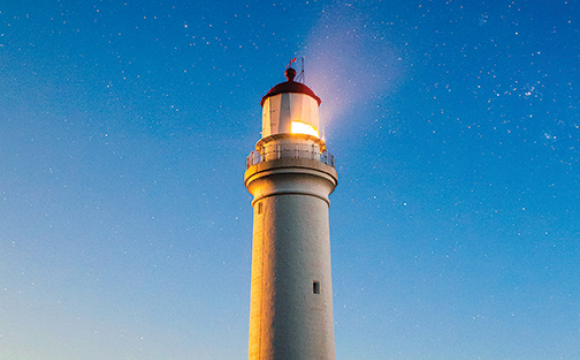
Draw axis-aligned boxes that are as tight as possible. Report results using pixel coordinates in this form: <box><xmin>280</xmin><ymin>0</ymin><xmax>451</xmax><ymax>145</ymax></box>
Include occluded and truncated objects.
<box><xmin>291</xmin><ymin>121</ymin><xmax>320</xmax><ymax>138</ymax></box>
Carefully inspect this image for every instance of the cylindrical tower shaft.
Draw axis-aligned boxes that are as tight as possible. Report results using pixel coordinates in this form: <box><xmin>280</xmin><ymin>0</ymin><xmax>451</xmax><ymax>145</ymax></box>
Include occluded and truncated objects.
<box><xmin>245</xmin><ymin>158</ymin><xmax>337</xmax><ymax>360</ymax></box>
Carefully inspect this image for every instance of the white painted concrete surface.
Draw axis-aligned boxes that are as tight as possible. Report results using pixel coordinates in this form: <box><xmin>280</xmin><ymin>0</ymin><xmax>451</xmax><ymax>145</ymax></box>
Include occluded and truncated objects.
<box><xmin>245</xmin><ymin>156</ymin><xmax>337</xmax><ymax>360</ymax></box>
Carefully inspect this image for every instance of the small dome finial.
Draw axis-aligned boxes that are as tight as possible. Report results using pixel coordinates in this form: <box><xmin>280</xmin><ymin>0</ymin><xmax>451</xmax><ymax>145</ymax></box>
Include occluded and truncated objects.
<box><xmin>285</xmin><ymin>67</ymin><xmax>297</xmax><ymax>82</ymax></box>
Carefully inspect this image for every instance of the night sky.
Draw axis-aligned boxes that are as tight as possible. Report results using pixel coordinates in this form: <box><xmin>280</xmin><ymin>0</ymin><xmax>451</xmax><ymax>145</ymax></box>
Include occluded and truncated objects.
<box><xmin>1</xmin><ymin>1</ymin><xmax>579</xmax><ymax>359</ymax></box>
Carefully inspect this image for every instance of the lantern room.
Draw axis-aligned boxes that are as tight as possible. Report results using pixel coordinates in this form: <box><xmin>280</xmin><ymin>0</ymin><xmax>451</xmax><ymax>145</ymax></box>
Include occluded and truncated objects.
<box><xmin>246</xmin><ymin>66</ymin><xmax>335</xmax><ymax>169</ymax></box>
<box><xmin>260</xmin><ymin>67</ymin><xmax>322</xmax><ymax>140</ymax></box>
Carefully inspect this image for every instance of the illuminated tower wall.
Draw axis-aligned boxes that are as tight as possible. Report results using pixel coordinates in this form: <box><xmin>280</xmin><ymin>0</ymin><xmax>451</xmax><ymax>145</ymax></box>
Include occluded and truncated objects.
<box><xmin>244</xmin><ymin>68</ymin><xmax>338</xmax><ymax>360</ymax></box>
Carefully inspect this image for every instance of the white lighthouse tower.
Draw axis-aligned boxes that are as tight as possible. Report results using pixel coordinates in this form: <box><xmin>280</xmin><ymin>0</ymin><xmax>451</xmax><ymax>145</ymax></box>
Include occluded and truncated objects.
<box><xmin>245</xmin><ymin>66</ymin><xmax>338</xmax><ymax>360</ymax></box>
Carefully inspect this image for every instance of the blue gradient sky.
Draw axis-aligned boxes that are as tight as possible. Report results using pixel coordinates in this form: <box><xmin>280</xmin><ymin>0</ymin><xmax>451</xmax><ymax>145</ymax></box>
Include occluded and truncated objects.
<box><xmin>1</xmin><ymin>1</ymin><xmax>579</xmax><ymax>359</ymax></box>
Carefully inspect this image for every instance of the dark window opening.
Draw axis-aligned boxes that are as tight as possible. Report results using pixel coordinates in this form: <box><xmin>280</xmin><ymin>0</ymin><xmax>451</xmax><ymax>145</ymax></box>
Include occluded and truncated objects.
<box><xmin>313</xmin><ymin>281</ymin><xmax>320</xmax><ymax>294</ymax></box>
<box><xmin>257</xmin><ymin>202</ymin><xmax>263</xmax><ymax>215</ymax></box>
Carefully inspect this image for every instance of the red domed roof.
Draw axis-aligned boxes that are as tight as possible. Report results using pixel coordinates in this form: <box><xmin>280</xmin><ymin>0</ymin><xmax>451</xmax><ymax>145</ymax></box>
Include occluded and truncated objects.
<box><xmin>260</xmin><ymin>68</ymin><xmax>321</xmax><ymax>107</ymax></box>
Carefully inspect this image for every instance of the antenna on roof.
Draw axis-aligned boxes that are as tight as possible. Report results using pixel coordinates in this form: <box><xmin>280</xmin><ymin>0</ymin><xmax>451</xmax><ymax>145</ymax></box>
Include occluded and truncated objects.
<box><xmin>294</xmin><ymin>57</ymin><xmax>305</xmax><ymax>83</ymax></box>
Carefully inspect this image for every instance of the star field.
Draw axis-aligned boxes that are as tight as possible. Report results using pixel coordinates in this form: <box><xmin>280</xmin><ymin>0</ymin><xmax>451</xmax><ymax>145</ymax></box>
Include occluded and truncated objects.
<box><xmin>1</xmin><ymin>1</ymin><xmax>579</xmax><ymax>359</ymax></box>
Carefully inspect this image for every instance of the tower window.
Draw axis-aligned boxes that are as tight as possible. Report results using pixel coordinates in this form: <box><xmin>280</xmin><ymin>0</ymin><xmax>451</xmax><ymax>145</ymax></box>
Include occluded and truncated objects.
<box><xmin>313</xmin><ymin>281</ymin><xmax>320</xmax><ymax>294</ymax></box>
<box><xmin>257</xmin><ymin>202</ymin><xmax>263</xmax><ymax>214</ymax></box>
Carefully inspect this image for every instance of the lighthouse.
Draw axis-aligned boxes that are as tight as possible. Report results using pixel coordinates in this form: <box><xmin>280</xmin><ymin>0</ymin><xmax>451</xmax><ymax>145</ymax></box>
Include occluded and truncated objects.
<box><xmin>244</xmin><ymin>65</ymin><xmax>338</xmax><ymax>360</ymax></box>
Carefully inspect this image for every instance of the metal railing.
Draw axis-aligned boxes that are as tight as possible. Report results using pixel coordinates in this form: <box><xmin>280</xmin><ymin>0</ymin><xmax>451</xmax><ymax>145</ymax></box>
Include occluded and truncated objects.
<box><xmin>246</xmin><ymin>146</ymin><xmax>335</xmax><ymax>169</ymax></box>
